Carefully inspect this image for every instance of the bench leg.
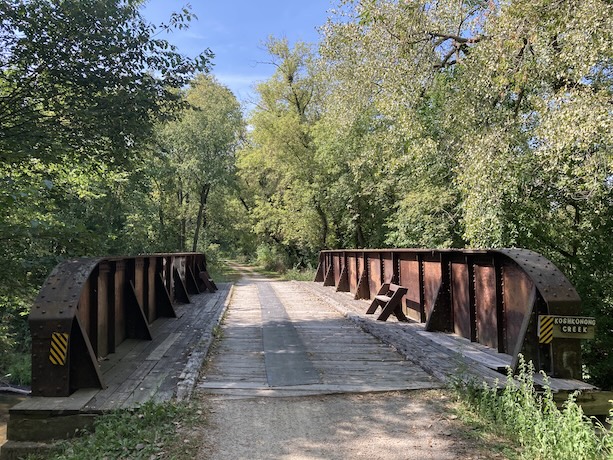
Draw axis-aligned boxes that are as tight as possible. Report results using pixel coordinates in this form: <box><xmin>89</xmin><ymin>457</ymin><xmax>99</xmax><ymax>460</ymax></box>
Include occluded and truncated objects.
<box><xmin>366</xmin><ymin>299</ymin><xmax>382</xmax><ymax>315</ymax></box>
<box><xmin>393</xmin><ymin>305</ymin><xmax>409</xmax><ymax>322</ymax></box>
<box><xmin>377</xmin><ymin>299</ymin><xmax>409</xmax><ymax>322</ymax></box>
<box><xmin>377</xmin><ymin>300</ymin><xmax>398</xmax><ymax>321</ymax></box>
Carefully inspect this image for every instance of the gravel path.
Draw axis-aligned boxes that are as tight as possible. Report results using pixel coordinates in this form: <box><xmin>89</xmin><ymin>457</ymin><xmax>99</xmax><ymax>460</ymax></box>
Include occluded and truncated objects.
<box><xmin>195</xmin><ymin>390</ymin><xmax>506</xmax><ymax>460</ymax></box>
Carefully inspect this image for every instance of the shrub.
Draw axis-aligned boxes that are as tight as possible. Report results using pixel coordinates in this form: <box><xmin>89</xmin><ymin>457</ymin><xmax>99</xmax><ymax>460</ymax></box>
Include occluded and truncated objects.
<box><xmin>255</xmin><ymin>244</ymin><xmax>289</xmax><ymax>272</ymax></box>
<box><xmin>455</xmin><ymin>355</ymin><xmax>613</xmax><ymax>460</ymax></box>
<box><xmin>52</xmin><ymin>401</ymin><xmax>201</xmax><ymax>460</ymax></box>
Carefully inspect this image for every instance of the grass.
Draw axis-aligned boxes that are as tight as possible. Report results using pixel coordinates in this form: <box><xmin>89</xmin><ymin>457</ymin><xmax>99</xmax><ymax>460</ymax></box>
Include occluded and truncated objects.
<box><xmin>280</xmin><ymin>267</ymin><xmax>317</xmax><ymax>281</ymax></box>
<box><xmin>453</xmin><ymin>355</ymin><xmax>613</xmax><ymax>460</ymax></box>
<box><xmin>206</xmin><ymin>259</ymin><xmax>242</xmax><ymax>283</ymax></box>
<box><xmin>2</xmin><ymin>352</ymin><xmax>31</xmax><ymax>387</ymax></box>
<box><xmin>450</xmin><ymin>397</ymin><xmax>521</xmax><ymax>459</ymax></box>
<box><xmin>27</xmin><ymin>400</ymin><xmax>206</xmax><ymax>460</ymax></box>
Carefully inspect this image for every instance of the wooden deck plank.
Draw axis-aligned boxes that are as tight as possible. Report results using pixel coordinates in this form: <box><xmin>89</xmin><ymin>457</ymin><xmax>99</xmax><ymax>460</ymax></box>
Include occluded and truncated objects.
<box><xmin>196</xmin><ymin>278</ymin><xmax>440</xmax><ymax>398</ymax></box>
<box><xmin>300</xmin><ymin>281</ymin><xmax>597</xmax><ymax>393</ymax></box>
<box><xmin>10</xmin><ymin>390</ymin><xmax>99</xmax><ymax>415</ymax></box>
<box><xmin>81</xmin><ymin>286</ymin><xmax>230</xmax><ymax>411</ymax></box>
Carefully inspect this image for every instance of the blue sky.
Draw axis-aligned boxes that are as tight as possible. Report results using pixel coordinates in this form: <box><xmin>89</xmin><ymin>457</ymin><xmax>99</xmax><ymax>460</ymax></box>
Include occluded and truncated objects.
<box><xmin>142</xmin><ymin>1</ymin><xmax>332</xmax><ymax>111</ymax></box>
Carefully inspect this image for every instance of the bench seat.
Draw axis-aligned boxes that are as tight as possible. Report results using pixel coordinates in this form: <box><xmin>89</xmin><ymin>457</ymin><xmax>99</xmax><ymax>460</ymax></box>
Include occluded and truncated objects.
<box><xmin>367</xmin><ymin>283</ymin><xmax>409</xmax><ymax>322</ymax></box>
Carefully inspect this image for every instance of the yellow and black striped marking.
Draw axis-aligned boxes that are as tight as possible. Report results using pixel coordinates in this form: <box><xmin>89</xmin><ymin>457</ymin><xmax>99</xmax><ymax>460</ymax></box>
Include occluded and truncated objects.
<box><xmin>49</xmin><ymin>332</ymin><xmax>69</xmax><ymax>366</ymax></box>
<box><xmin>539</xmin><ymin>315</ymin><xmax>554</xmax><ymax>344</ymax></box>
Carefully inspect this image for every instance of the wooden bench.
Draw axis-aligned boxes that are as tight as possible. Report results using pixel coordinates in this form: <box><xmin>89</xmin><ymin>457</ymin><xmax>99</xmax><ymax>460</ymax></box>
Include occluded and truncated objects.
<box><xmin>366</xmin><ymin>283</ymin><xmax>409</xmax><ymax>322</ymax></box>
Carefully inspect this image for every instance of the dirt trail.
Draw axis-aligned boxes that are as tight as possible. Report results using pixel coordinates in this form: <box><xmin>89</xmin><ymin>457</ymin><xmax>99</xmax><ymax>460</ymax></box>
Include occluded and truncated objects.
<box><xmin>195</xmin><ymin>390</ymin><xmax>507</xmax><ymax>460</ymax></box>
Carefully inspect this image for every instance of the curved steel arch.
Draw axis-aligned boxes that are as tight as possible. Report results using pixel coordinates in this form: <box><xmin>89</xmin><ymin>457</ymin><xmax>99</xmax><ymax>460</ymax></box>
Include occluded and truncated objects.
<box><xmin>29</xmin><ymin>253</ymin><xmax>212</xmax><ymax>396</ymax></box>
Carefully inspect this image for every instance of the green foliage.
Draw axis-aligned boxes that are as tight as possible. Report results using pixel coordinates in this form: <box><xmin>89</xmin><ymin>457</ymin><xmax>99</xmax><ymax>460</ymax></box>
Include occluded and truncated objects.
<box><xmin>455</xmin><ymin>357</ymin><xmax>613</xmax><ymax>459</ymax></box>
<box><xmin>154</xmin><ymin>74</ymin><xmax>244</xmax><ymax>252</ymax></box>
<box><xmin>313</xmin><ymin>0</ymin><xmax>613</xmax><ymax>388</ymax></box>
<box><xmin>0</xmin><ymin>2</ymin><xmax>214</xmax><ymax>385</ymax></box>
<box><xmin>237</xmin><ymin>38</ymin><xmax>327</xmax><ymax>265</ymax></box>
<box><xmin>0</xmin><ymin>0</ymin><xmax>211</xmax><ymax>164</ymax></box>
<box><xmin>2</xmin><ymin>353</ymin><xmax>31</xmax><ymax>387</ymax></box>
<box><xmin>50</xmin><ymin>401</ymin><xmax>201</xmax><ymax>460</ymax></box>
<box><xmin>0</xmin><ymin>290</ymin><xmax>34</xmax><ymax>385</ymax></box>
<box><xmin>255</xmin><ymin>244</ymin><xmax>291</xmax><ymax>273</ymax></box>
<box><xmin>282</xmin><ymin>267</ymin><xmax>317</xmax><ymax>282</ymax></box>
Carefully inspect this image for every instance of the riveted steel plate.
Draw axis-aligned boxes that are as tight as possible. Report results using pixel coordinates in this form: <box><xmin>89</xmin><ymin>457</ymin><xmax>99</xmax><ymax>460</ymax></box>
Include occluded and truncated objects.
<box><xmin>494</xmin><ymin>249</ymin><xmax>581</xmax><ymax>314</ymax></box>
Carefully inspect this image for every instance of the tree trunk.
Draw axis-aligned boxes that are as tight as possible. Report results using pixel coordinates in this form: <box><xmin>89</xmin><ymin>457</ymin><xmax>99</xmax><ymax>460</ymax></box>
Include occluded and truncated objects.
<box><xmin>356</xmin><ymin>221</ymin><xmax>366</xmax><ymax>248</ymax></box>
<box><xmin>192</xmin><ymin>183</ymin><xmax>211</xmax><ymax>252</ymax></box>
<box><xmin>178</xmin><ymin>186</ymin><xmax>185</xmax><ymax>251</ymax></box>
<box><xmin>315</xmin><ymin>202</ymin><xmax>328</xmax><ymax>248</ymax></box>
<box><xmin>155</xmin><ymin>180</ymin><xmax>165</xmax><ymax>241</ymax></box>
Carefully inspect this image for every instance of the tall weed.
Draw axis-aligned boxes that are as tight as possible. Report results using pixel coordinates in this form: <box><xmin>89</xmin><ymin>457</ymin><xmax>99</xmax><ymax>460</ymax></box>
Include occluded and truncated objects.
<box><xmin>455</xmin><ymin>355</ymin><xmax>613</xmax><ymax>460</ymax></box>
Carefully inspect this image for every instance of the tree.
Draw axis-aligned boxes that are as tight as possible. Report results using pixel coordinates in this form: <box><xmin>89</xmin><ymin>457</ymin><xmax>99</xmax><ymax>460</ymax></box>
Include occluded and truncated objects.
<box><xmin>0</xmin><ymin>0</ymin><xmax>211</xmax><ymax>164</ymax></box>
<box><xmin>319</xmin><ymin>0</ymin><xmax>612</xmax><ymax>386</ymax></box>
<box><xmin>0</xmin><ymin>0</ymin><xmax>212</xmax><ymax>384</ymax></box>
<box><xmin>237</xmin><ymin>38</ymin><xmax>327</xmax><ymax>263</ymax></box>
<box><xmin>448</xmin><ymin>0</ymin><xmax>613</xmax><ymax>387</ymax></box>
<box><xmin>317</xmin><ymin>1</ymin><xmax>472</xmax><ymax>248</ymax></box>
<box><xmin>155</xmin><ymin>75</ymin><xmax>244</xmax><ymax>252</ymax></box>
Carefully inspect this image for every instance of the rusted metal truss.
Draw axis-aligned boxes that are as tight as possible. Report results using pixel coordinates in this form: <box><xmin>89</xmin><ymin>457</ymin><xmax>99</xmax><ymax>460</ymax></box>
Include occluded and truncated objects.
<box><xmin>29</xmin><ymin>253</ymin><xmax>214</xmax><ymax>397</ymax></box>
<box><xmin>315</xmin><ymin>248</ymin><xmax>584</xmax><ymax>379</ymax></box>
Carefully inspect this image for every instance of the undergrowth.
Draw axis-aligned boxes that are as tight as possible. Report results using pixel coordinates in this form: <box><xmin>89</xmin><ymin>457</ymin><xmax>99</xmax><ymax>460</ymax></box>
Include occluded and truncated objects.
<box><xmin>41</xmin><ymin>401</ymin><xmax>204</xmax><ymax>460</ymax></box>
<box><xmin>281</xmin><ymin>267</ymin><xmax>317</xmax><ymax>281</ymax></box>
<box><xmin>454</xmin><ymin>355</ymin><xmax>613</xmax><ymax>460</ymax></box>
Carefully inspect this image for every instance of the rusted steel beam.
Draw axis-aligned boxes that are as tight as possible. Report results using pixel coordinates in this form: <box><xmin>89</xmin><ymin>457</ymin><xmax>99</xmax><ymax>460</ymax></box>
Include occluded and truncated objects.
<box><xmin>316</xmin><ymin>248</ymin><xmax>587</xmax><ymax>379</ymax></box>
<box><xmin>355</xmin><ymin>254</ymin><xmax>371</xmax><ymax>300</ymax></box>
<box><xmin>29</xmin><ymin>253</ymin><xmax>211</xmax><ymax>397</ymax></box>
<box><xmin>336</xmin><ymin>265</ymin><xmax>350</xmax><ymax>292</ymax></box>
<box><xmin>314</xmin><ymin>254</ymin><xmax>325</xmax><ymax>282</ymax></box>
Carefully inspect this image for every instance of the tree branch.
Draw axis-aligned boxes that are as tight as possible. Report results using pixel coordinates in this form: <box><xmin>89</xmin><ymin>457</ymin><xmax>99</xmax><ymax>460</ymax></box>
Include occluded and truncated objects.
<box><xmin>428</xmin><ymin>32</ymin><xmax>484</xmax><ymax>44</ymax></box>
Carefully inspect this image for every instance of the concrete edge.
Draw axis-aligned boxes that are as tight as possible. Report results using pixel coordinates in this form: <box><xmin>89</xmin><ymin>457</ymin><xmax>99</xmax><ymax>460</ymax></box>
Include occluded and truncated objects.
<box><xmin>175</xmin><ymin>283</ymin><xmax>235</xmax><ymax>402</ymax></box>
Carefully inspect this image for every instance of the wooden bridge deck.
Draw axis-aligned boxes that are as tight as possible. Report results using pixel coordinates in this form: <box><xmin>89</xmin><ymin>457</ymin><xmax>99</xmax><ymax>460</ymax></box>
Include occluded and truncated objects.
<box><xmin>198</xmin><ymin>275</ymin><xmax>440</xmax><ymax>398</ymax></box>
<box><xmin>5</xmin><ymin>272</ymin><xmax>606</xmax><ymax>452</ymax></box>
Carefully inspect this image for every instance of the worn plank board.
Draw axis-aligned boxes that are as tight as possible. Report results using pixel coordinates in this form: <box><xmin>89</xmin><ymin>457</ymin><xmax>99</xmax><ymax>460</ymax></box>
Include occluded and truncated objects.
<box><xmin>10</xmin><ymin>389</ymin><xmax>99</xmax><ymax>415</ymax></box>
<box><xmin>197</xmin><ymin>278</ymin><xmax>441</xmax><ymax>398</ymax></box>
<box><xmin>301</xmin><ymin>281</ymin><xmax>599</xmax><ymax>394</ymax></box>
<box><xmin>83</xmin><ymin>286</ymin><xmax>230</xmax><ymax>411</ymax></box>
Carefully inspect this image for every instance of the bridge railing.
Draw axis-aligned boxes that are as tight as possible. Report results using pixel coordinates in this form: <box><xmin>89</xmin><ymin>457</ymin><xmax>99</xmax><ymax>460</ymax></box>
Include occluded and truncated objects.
<box><xmin>29</xmin><ymin>252</ymin><xmax>211</xmax><ymax>397</ymax></box>
<box><xmin>315</xmin><ymin>248</ymin><xmax>586</xmax><ymax>380</ymax></box>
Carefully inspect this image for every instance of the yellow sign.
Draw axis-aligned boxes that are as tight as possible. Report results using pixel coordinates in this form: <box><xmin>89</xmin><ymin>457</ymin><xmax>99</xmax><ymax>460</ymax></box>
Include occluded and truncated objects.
<box><xmin>539</xmin><ymin>315</ymin><xmax>554</xmax><ymax>344</ymax></box>
<box><xmin>538</xmin><ymin>316</ymin><xmax>596</xmax><ymax>343</ymax></box>
<box><xmin>49</xmin><ymin>332</ymin><xmax>69</xmax><ymax>366</ymax></box>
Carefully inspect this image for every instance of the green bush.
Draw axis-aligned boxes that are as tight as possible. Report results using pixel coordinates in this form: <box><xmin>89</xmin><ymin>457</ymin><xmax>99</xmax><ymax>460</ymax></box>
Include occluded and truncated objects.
<box><xmin>4</xmin><ymin>353</ymin><xmax>31</xmax><ymax>387</ymax></box>
<box><xmin>0</xmin><ymin>292</ymin><xmax>33</xmax><ymax>386</ymax></box>
<box><xmin>0</xmin><ymin>323</ymin><xmax>14</xmax><ymax>371</ymax></box>
<box><xmin>455</xmin><ymin>356</ymin><xmax>613</xmax><ymax>460</ymax></box>
<box><xmin>282</xmin><ymin>267</ymin><xmax>317</xmax><ymax>281</ymax></box>
<box><xmin>255</xmin><ymin>244</ymin><xmax>289</xmax><ymax>272</ymax></box>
